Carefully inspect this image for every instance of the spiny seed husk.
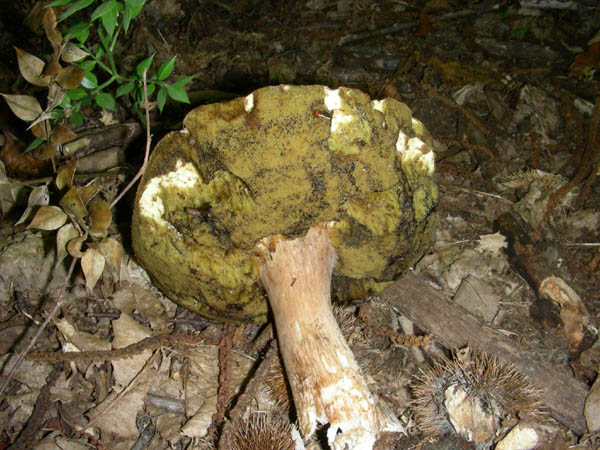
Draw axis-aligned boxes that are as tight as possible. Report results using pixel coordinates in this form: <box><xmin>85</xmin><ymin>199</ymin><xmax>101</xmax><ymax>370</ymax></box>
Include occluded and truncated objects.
<box><xmin>230</xmin><ymin>414</ymin><xmax>295</xmax><ymax>450</ymax></box>
<box><xmin>410</xmin><ymin>351</ymin><xmax>545</xmax><ymax>437</ymax></box>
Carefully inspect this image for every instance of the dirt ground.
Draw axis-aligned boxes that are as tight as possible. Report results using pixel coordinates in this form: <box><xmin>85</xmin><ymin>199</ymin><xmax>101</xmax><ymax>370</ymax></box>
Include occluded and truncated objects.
<box><xmin>1</xmin><ymin>0</ymin><xmax>599</xmax><ymax>449</ymax></box>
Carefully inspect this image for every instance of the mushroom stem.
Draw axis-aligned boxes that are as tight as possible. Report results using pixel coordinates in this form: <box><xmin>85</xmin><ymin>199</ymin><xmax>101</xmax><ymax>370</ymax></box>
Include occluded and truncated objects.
<box><xmin>257</xmin><ymin>225</ymin><xmax>379</xmax><ymax>450</ymax></box>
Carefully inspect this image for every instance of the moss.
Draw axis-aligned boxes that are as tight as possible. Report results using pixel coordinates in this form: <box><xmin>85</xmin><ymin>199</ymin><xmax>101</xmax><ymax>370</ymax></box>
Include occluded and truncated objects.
<box><xmin>132</xmin><ymin>85</ymin><xmax>437</xmax><ymax>323</ymax></box>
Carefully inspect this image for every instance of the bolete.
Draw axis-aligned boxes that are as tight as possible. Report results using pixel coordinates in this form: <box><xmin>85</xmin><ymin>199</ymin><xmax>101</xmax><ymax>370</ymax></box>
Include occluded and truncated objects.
<box><xmin>132</xmin><ymin>85</ymin><xmax>437</xmax><ymax>449</ymax></box>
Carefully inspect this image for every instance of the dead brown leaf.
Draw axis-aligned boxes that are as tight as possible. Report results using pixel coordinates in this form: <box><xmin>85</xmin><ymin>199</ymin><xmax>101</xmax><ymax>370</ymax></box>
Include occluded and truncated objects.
<box><xmin>1</xmin><ymin>93</ymin><xmax>42</xmax><ymax>121</ymax></box>
<box><xmin>49</xmin><ymin>124</ymin><xmax>77</xmax><ymax>145</ymax></box>
<box><xmin>89</xmin><ymin>199</ymin><xmax>112</xmax><ymax>236</ymax></box>
<box><xmin>27</xmin><ymin>205</ymin><xmax>68</xmax><ymax>230</ymax></box>
<box><xmin>569</xmin><ymin>42</ymin><xmax>600</xmax><ymax>79</ymax></box>
<box><xmin>43</xmin><ymin>7</ymin><xmax>62</xmax><ymax>55</ymax></box>
<box><xmin>14</xmin><ymin>47</ymin><xmax>50</xmax><ymax>87</ymax></box>
<box><xmin>81</xmin><ymin>247</ymin><xmax>105</xmax><ymax>292</ymax></box>
<box><xmin>55</xmin><ymin>65</ymin><xmax>85</xmax><ymax>90</ymax></box>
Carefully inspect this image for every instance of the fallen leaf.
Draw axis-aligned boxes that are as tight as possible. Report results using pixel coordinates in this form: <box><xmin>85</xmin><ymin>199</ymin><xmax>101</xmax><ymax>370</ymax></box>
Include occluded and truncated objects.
<box><xmin>0</xmin><ymin>131</ymin><xmax>47</xmax><ymax>176</ymax></box>
<box><xmin>569</xmin><ymin>42</ymin><xmax>600</xmax><ymax>79</ymax></box>
<box><xmin>59</xmin><ymin>186</ymin><xmax>89</xmax><ymax>223</ymax></box>
<box><xmin>15</xmin><ymin>184</ymin><xmax>49</xmax><ymax>225</ymax></box>
<box><xmin>539</xmin><ymin>276</ymin><xmax>589</xmax><ymax>353</ymax></box>
<box><xmin>27</xmin><ymin>205</ymin><xmax>67</xmax><ymax>230</ymax></box>
<box><xmin>97</xmin><ymin>237</ymin><xmax>124</xmax><ymax>273</ymax></box>
<box><xmin>89</xmin><ymin>199</ymin><xmax>112</xmax><ymax>236</ymax></box>
<box><xmin>112</xmin><ymin>313</ymin><xmax>153</xmax><ymax>387</ymax></box>
<box><xmin>81</xmin><ymin>247</ymin><xmax>105</xmax><ymax>292</ymax></box>
<box><xmin>56</xmin><ymin>223</ymin><xmax>80</xmax><ymax>262</ymax></box>
<box><xmin>0</xmin><ymin>159</ymin><xmax>25</xmax><ymax>215</ymax></box>
<box><xmin>55</xmin><ymin>161</ymin><xmax>76</xmax><ymax>190</ymax></box>
<box><xmin>66</xmin><ymin>235</ymin><xmax>85</xmax><ymax>258</ymax></box>
<box><xmin>55</xmin><ymin>317</ymin><xmax>111</xmax><ymax>352</ymax></box>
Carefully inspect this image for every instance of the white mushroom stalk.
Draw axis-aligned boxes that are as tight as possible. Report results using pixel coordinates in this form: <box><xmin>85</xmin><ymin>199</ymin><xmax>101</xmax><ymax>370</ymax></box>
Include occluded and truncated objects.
<box><xmin>256</xmin><ymin>225</ymin><xmax>379</xmax><ymax>450</ymax></box>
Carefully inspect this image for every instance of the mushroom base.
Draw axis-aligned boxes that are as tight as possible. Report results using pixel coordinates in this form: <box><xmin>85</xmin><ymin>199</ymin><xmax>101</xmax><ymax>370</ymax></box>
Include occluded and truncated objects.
<box><xmin>257</xmin><ymin>225</ymin><xmax>379</xmax><ymax>450</ymax></box>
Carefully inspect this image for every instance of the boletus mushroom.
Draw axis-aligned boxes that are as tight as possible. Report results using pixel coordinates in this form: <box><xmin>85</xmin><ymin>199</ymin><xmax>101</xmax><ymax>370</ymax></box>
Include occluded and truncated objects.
<box><xmin>132</xmin><ymin>85</ymin><xmax>437</xmax><ymax>449</ymax></box>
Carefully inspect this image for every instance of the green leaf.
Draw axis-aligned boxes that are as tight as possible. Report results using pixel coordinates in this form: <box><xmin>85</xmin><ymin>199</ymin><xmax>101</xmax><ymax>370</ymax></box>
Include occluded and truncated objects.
<box><xmin>157</xmin><ymin>56</ymin><xmax>176</xmax><ymax>81</ymax></box>
<box><xmin>68</xmin><ymin>87</ymin><xmax>87</xmax><ymax>100</ymax></box>
<box><xmin>125</xmin><ymin>0</ymin><xmax>146</xmax><ymax>18</ymax></box>
<box><xmin>96</xmin><ymin>92</ymin><xmax>115</xmax><ymax>110</ymax></box>
<box><xmin>80</xmin><ymin>95</ymin><xmax>92</xmax><ymax>107</ymax></box>
<box><xmin>146</xmin><ymin>83</ymin><xmax>156</xmax><ymax>98</ymax></box>
<box><xmin>133</xmin><ymin>83</ymin><xmax>155</xmax><ymax>103</ymax></box>
<box><xmin>60</xmin><ymin>95</ymin><xmax>72</xmax><ymax>108</ymax></box>
<box><xmin>157</xmin><ymin>86</ymin><xmax>167</xmax><ymax>112</ymax></box>
<box><xmin>91</xmin><ymin>0</ymin><xmax>118</xmax><ymax>21</ymax></box>
<box><xmin>92</xmin><ymin>1</ymin><xmax>122</xmax><ymax>36</ymax></box>
<box><xmin>165</xmin><ymin>75</ymin><xmax>193</xmax><ymax>104</ymax></box>
<box><xmin>66</xmin><ymin>21</ymin><xmax>90</xmax><ymax>43</ymax></box>
<box><xmin>25</xmin><ymin>137</ymin><xmax>45</xmax><ymax>153</ymax></box>
<box><xmin>175</xmin><ymin>75</ymin><xmax>194</xmax><ymax>86</ymax></box>
<box><xmin>116</xmin><ymin>80</ymin><xmax>135</xmax><ymax>97</ymax></box>
<box><xmin>69</xmin><ymin>111</ymin><xmax>84</xmax><ymax>126</ymax></box>
<box><xmin>81</xmin><ymin>71</ymin><xmax>98</xmax><ymax>89</ymax></box>
<box><xmin>50</xmin><ymin>109</ymin><xmax>64</xmax><ymax>120</ymax></box>
<box><xmin>166</xmin><ymin>83</ymin><xmax>189</xmax><ymax>104</ymax></box>
<box><xmin>79</xmin><ymin>59</ymin><xmax>96</xmax><ymax>71</ymax></box>
<box><xmin>94</xmin><ymin>45</ymin><xmax>106</xmax><ymax>60</ymax></box>
<box><xmin>122</xmin><ymin>7</ymin><xmax>132</xmax><ymax>34</ymax></box>
<box><xmin>101</xmin><ymin>9</ymin><xmax>118</xmax><ymax>36</ymax></box>
<box><xmin>123</xmin><ymin>0</ymin><xmax>146</xmax><ymax>33</ymax></box>
<box><xmin>51</xmin><ymin>0</ymin><xmax>78</xmax><ymax>6</ymax></box>
<box><xmin>136</xmin><ymin>54</ymin><xmax>154</xmax><ymax>77</ymax></box>
<box><xmin>60</xmin><ymin>0</ymin><xmax>95</xmax><ymax>22</ymax></box>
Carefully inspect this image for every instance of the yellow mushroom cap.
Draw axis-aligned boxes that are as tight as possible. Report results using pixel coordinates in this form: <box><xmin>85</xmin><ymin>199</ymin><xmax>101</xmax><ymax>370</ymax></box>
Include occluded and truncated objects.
<box><xmin>132</xmin><ymin>85</ymin><xmax>437</xmax><ymax>322</ymax></box>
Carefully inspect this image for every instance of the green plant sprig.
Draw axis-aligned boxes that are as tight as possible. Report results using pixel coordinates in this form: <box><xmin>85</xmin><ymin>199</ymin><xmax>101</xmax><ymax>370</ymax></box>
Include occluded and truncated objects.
<box><xmin>50</xmin><ymin>0</ymin><xmax>193</xmax><ymax>123</ymax></box>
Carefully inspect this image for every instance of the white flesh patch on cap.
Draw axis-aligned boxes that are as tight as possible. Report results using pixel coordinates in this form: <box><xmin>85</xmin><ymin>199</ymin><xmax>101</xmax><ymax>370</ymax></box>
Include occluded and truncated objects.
<box><xmin>244</xmin><ymin>93</ymin><xmax>254</xmax><ymax>112</ymax></box>
<box><xmin>396</xmin><ymin>132</ymin><xmax>435</xmax><ymax>175</ymax></box>
<box><xmin>139</xmin><ymin>159</ymin><xmax>203</xmax><ymax>227</ymax></box>
<box><xmin>323</xmin><ymin>86</ymin><xmax>342</xmax><ymax>110</ymax></box>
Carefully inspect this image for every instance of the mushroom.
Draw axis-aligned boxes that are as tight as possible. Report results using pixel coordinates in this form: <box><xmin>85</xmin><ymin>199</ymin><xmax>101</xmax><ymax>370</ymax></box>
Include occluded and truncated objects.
<box><xmin>132</xmin><ymin>85</ymin><xmax>437</xmax><ymax>449</ymax></box>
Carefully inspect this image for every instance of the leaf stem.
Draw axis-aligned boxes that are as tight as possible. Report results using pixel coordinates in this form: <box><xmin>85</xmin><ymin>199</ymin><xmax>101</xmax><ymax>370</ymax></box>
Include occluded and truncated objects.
<box><xmin>109</xmin><ymin>68</ymin><xmax>151</xmax><ymax>209</ymax></box>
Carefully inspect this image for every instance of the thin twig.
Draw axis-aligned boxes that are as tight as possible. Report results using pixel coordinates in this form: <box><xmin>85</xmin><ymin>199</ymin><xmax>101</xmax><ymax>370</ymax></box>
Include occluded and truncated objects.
<box><xmin>337</xmin><ymin>7</ymin><xmax>497</xmax><ymax>46</ymax></box>
<box><xmin>206</xmin><ymin>324</ymin><xmax>237</xmax><ymax>445</ymax></box>
<box><xmin>439</xmin><ymin>183</ymin><xmax>512</xmax><ymax>202</ymax></box>
<box><xmin>86</xmin><ymin>349</ymin><xmax>159</xmax><ymax>430</ymax></box>
<box><xmin>109</xmin><ymin>69</ymin><xmax>152</xmax><ymax>209</ymax></box>
<box><xmin>8</xmin><ymin>364</ymin><xmax>63</xmax><ymax>449</ymax></box>
<box><xmin>26</xmin><ymin>331</ymin><xmax>211</xmax><ymax>363</ymax></box>
<box><xmin>0</xmin><ymin>257</ymin><xmax>77</xmax><ymax>397</ymax></box>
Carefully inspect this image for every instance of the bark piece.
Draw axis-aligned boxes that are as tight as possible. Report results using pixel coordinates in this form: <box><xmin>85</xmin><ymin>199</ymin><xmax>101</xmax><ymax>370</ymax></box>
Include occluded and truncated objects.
<box><xmin>380</xmin><ymin>271</ymin><xmax>588</xmax><ymax>435</ymax></box>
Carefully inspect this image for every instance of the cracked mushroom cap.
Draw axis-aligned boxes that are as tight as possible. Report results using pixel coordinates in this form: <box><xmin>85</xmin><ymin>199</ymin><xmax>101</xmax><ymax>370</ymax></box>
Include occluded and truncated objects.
<box><xmin>132</xmin><ymin>85</ymin><xmax>437</xmax><ymax>323</ymax></box>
